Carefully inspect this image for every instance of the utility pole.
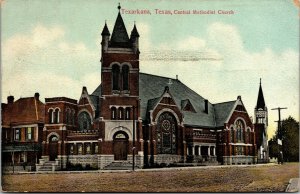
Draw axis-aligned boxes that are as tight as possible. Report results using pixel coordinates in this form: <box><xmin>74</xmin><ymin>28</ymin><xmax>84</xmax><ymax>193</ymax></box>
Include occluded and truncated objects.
<box><xmin>132</xmin><ymin>105</ymin><xmax>135</xmax><ymax>171</ymax></box>
<box><xmin>271</xmin><ymin>107</ymin><xmax>287</xmax><ymax>163</ymax></box>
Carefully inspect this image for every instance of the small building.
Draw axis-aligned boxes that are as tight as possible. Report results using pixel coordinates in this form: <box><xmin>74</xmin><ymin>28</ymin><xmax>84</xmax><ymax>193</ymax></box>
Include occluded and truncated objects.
<box><xmin>2</xmin><ymin>93</ymin><xmax>44</xmax><ymax>171</ymax></box>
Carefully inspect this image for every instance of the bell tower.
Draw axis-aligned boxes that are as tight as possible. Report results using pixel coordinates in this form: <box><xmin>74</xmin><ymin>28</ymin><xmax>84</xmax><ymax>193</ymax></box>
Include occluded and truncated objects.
<box><xmin>254</xmin><ymin>78</ymin><xmax>269</xmax><ymax>162</ymax></box>
<box><xmin>100</xmin><ymin>4</ymin><xmax>140</xmax><ymax>97</ymax></box>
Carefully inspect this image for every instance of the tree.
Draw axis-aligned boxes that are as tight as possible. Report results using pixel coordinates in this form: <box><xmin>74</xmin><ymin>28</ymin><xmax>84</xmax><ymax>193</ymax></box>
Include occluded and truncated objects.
<box><xmin>270</xmin><ymin>116</ymin><xmax>299</xmax><ymax>162</ymax></box>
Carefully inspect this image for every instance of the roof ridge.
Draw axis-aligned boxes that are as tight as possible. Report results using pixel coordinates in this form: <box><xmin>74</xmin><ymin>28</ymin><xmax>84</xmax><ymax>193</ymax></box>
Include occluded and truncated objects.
<box><xmin>213</xmin><ymin>100</ymin><xmax>236</xmax><ymax>105</ymax></box>
<box><xmin>140</xmin><ymin>72</ymin><xmax>177</xmax><ymax>81</ymax></box>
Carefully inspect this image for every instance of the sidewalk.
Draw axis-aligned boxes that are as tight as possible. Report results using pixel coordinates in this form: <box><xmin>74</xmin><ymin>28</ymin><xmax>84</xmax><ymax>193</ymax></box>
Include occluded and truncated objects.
<box><xmin>3</xmin><ymin>162</ymin><xmax>277</xmax><ymax>175</ymax></box>
<box><xmin>285</xmin><ymin>178</ymin><xmax>299</xmax><ymax>192</ymax></box>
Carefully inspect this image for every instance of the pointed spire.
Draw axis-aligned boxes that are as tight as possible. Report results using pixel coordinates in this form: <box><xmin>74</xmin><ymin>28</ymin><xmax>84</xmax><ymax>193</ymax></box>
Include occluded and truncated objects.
<box><xmin>130</xmin><ymin>23</ymin><xmax>140</xmax><ymax>38</ymax></box>
<box><xmin>110</xmin><ymin>3</ymin><xmax>130</xmax><ymax>46</ymax></box>
<box><xmin>101</xmin><ymin>21</ymin><xmax>110</xmax><ymax>36</ymax></box>
<box><xmin>256</xmin><ymin>78</ymin><xmax>266</xmax><ymax>109</ymax></box>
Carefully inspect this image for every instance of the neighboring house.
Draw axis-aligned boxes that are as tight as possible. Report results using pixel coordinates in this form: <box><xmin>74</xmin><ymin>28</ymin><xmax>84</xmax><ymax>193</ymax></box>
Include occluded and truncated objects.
<box><xmin>2</xmin><ymin>93</ymin><xmax>44</xmax><ymax>171</ymax></box>
<box><xmin>35</xmin><ymin>5</ymin><xmax>257</xmax><ymax>171</ymax></box>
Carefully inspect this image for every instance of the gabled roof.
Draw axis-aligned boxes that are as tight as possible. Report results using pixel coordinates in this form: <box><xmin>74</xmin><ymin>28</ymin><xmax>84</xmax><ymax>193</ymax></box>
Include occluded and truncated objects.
<box><xmin>213</xmin><ymin>101</ymin><xmax>236</xmax><ymax>127</ymax></box>
<box><xmin>139</xmin><ymin>73</ymin><xmax>216</xmax><ymax>127</ymax></box>
<box><xmin>92</xmin><ymin>83</ymin><xmax>102</xmax><ymax>96</ymax></box>
<box><xmin>181</xmin><ymin>99</ymin><xmax>196</xmax><ymax>112</ymax></box>
<box><xmin>110</xmin><ymin>12</ymin><xmax>130</xmax><ymax>47</ymax></box>
<box><xmin>256</xmin><ymin>79</ymin><xmax>266</xmax><ymax>109</ymax></box>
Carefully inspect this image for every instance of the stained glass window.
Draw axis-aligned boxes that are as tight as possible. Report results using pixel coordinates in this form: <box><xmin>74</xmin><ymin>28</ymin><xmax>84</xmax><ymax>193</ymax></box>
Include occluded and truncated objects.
<box><xmin>156</xmin><ymin>112</ymin><xmax>177</xmax><ymax>154</ymax></box>
<box><xmin>78</xmin><ymin>111</ymin><xmax>91</xmax><ymax>131</ymax></box>
<box><xmin>235</xmin><ymin>120</ymin><xmax>244</xmax><ymax>143</ymax></box>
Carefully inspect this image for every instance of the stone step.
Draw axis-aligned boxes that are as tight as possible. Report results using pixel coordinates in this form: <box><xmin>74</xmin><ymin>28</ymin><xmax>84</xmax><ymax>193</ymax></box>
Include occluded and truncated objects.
<box><xmin>104</xmin><ymin>161</ymin><xmax>139</xmax><ymax>170</ymax></box>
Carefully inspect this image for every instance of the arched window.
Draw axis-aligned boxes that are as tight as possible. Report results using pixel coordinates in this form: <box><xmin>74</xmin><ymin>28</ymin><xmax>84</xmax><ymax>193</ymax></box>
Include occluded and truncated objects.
<box><xmin>125</xmin><ymin>107</ymin><xmax>131</xmax><ymax>120</ymax></box>
<box><xmin>156</xmin><ymin>112</ymin><xmax>177</xmax><ymax>154</ymax></box>
<box><xmin>69</xmin><ymin>144</ymin><xmax>74</xmax><ymax>155</ymax></box>
<box><xmin>230</xmin><ymin>127</ymin><xmax>234</xmax><ymax>143</ymax></box>
<box><xmin>94</xmin><ymin>144</ymin><xmax>98</xmax><ymax>154</ymax></box>
<box><xmin>78</xmin><ymin>111</ymin><xmax>91</xmax><ymax>131</ymax></box>
<box><xmin>77</xmin><ymin>144</ymin><xmax>83</xmax><ymax>155</ymax></box>
<box><xmin>54</xmin><ymin>108</ymin><xmax>59</xmax><ymax>123</ymax></box>
<box><xmin>49</xmin><ymin>109</ymin><xmax>53</xmax><ymax>123</ymax></box>
<box><xmin>86</xmin><ymin>144</ymin><xmax>91</xmax><ymax>154</ymax></box>
<box><xmin>235</xmin><ymin>120</ymin><xmax>244</xmax><ymax>143</ymax></box>
<box><xmin>72</xmin><ymin>110</ymin><xmax>75</xmax><ymax>126</ymax></box>
<box><xmin>112</xmin><ymin>64</ymin><xmax>120</xmax><ymax>90</ymax></box>
<box><xmin>118</xmin><ymin>107</ymin><xmax>124</xmax><ymax>120</ymax></box>
<box><xmin>122</xmin><ymin>65</ymin><xmax>129</xmax><ymax>90</ymax></box>
<box><xmin>247</xmin><ymin>128</ymin><xmax>251</xmax><ymax>143</ymax></box>
<box><xmin>111</xmin><ymin>107</ymin><xmax>117</xmax><ymax>120</ymax></box>
<box><xmin>65</xmin><ymin>109</ymin><xmax>70</xmax><ymax>124</ymax></box>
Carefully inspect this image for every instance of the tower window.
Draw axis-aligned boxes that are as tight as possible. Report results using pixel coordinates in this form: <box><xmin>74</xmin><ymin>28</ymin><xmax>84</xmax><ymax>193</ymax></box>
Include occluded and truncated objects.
<box><xmin>122</xmin><ymin>65</ymin><xmax>129</xmax><ymax>90</ymax></box>
<box><xmin>118</xmin><ymin>107</ymin><xmax>124</xmax><ymax>120</ymax></box>
<box><xmin>111</xmin><ymin>107</ymin><xmax>117</xmax><ymax>120</ymax></box>
<box><xmin>125</xmin><ymin>107</ymin><xmax>131</xmax><ymax>120</ymax></box>
<box><xmin>112</xmin><ymin>64</ymin><xmax>120</xmax><ymax>90</ymax></box>
<box><xmin>49</xmin><ymin>109</ymin><xmax>53</xmax><ymax>123</ymax></box>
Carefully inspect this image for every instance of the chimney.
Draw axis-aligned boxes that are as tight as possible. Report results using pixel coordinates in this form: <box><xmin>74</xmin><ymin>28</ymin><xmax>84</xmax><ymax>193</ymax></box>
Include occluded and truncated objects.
<box><xmin>176</xmin><ymin>75</ymin><xmax>178</xmax><ymax>80</ymax></box>
<box><xmin>7</xmin><ymin>95</ymin><xmax>14</xmax><ymax>104</ymax></box>
<box><xmin>237</xmin><ymin>95</ymin><xmax>241</xmax><ymax>100</ymax></box>
<box><xmin>204</xmin><ymin>99</ymin><xmax>208</xmax><ymax>114</ymax></box>
<box><xmin>34</xmin><ymin>92</ymin><xmax>40</xmax><ymax>100</ymax></box>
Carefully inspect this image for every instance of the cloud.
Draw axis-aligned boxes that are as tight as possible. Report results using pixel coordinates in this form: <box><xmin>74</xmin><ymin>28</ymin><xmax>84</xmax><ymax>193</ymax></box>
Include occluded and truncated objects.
<box><xmin>2</xmin><ymin>24</ymin><xmax>99</xmax><ymax>102</ymax></box>
<box><xmin>140</xmin><ymin>22</ymin><xmax>299</xmax><ymax>140</ymax></box>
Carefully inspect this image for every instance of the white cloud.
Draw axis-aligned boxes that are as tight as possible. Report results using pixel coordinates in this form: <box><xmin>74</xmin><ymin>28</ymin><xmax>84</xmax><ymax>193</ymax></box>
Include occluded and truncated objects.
<box><xmin>140</xmin><ymin>22</ymin><xmax>299</xmax><ymax>140</ymax></box>
<box><xmin>2</xmin><ymin>24</ymin><xmax>99</xmax><ymax>102</ymax></box>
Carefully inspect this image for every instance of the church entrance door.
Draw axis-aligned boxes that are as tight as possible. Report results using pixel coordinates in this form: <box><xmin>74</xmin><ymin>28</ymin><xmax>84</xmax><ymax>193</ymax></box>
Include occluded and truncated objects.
<box><xmin>113</xmin><ymin>132</ymin><xmax>128</xmax><ymax>160</ymax></box>
<box><xmin>49</xmin><ymin>135</ymin><xmax>59</xmax><ymax>161</ymax></box>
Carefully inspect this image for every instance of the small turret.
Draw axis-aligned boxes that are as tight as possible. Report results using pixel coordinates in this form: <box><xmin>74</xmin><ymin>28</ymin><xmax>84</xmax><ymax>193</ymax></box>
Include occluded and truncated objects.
<box><xmin>101</xmin><ymin>22</ymin><xmax>110</xmax><ymax>52</ymax></box>
<box><xmin>130</xmin><ymin>23</ymin><xmax>140</xmax><ymax>54</ymax></box>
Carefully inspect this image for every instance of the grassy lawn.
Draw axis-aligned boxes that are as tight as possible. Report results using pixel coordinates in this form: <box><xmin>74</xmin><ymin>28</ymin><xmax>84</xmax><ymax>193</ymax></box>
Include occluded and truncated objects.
<box><xmin>2</xmin><ymin>163</ymin><xmax>299</xmax><ymax>192</ymax></box>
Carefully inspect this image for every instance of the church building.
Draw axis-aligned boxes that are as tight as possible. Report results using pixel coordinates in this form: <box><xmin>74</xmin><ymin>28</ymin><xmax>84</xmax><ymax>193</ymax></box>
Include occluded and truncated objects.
<box><xmin>2</xmin><ymin>5</ymin><xmax>267</xmax><ymax>171</ymax></box>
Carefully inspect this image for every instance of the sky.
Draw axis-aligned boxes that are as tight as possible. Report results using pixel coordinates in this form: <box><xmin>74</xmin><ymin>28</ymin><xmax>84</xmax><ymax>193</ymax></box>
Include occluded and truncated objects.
<box><xmin>1</xmin><ymin>0</ymin><xmax>299</xmax><ymax>139</ymax></box>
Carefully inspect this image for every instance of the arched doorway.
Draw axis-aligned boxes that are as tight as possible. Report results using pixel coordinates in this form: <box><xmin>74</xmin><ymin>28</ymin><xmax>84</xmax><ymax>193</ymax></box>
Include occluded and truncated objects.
<box><xmin>113</xmin><ymin>131</ymin><xmax>129</xmax><ymax>160</ymax></box>
<box><xmin>49</xmin><ymin>135</ymin><xmax>59</xmax><ymax>161</ymax></box>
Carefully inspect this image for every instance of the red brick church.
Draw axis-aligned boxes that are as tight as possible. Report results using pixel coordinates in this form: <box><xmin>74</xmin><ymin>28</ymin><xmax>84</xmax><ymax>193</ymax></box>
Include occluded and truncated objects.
<box><xmin>2</xmin><ymin>5</ymin><xmax>268</xmax><ymax>171</ymax></box>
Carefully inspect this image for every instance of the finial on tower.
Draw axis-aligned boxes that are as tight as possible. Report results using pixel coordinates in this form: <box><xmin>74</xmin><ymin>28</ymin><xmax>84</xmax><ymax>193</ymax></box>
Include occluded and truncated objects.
<box><xmin>118</xmin><ymin>3</ymin><xmax>121</xmax><ymax>12</ymax></box>
<box><xmin>260</xmin><ymin>78</ymin><xmax>261</xmax><ymax>85</ymax></box>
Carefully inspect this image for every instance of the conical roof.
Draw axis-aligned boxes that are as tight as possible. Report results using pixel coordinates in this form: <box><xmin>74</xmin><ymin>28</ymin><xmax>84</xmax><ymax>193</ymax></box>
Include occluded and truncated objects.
<box><xmin>131</xmin><ymin>24</ymin><xmax>140</xmax><ymax>37</ymax></box>
<box><xmin>256</xmin><ymin>79</ymin><xmax>266</xmax><ymax>109</ymax></box>
<box><xmin>101</xmin><ymin>23</ymin><xmax>110</xmax><ymax>36</ymax></box>
<box><xmin>110</xmin><ymin>12</ymin><xmax>130</xmax><ymax>45</ymax></box>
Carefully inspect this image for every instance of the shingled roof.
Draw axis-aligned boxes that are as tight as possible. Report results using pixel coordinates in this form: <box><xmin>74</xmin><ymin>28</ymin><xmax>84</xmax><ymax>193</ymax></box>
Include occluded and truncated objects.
<box><xmin>213</xmin><ymin>101</ymin><xmax>236</xmax><ymax>127</ymax></box>
<box><xmin>90</xmin><ymin>73</ymin><xmax>238</xmax><ymax>128</ymax></box>
<box><xmin>139</xmin><ymin>73</ymin><xmax>216</xmax><ymax>127</ymax></box>
<box><xmin>110</xmin><ymin>12</ymin><xmax>130</xmax><ymax>47</ymax></box>
<box><xmin>2</xmin><ymin>96</ymin><xmax>45</xmax><ymax>126</ymax></box>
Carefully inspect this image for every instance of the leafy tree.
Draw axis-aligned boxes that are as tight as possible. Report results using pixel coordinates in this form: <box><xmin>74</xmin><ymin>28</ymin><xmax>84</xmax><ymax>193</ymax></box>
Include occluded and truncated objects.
<box><xmin>269</xmin><ymin>116</ymin><xmax>299</xmax><ymax>162</ymax></box>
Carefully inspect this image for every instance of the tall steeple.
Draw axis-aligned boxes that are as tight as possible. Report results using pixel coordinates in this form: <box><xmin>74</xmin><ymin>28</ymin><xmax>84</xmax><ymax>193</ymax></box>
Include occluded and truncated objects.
<box><xmin>110</xmin><ymin>4</ymin><xmax>130</xmax><ymax>47</ymax></box>
<box><xmin>256</xmin><ymin>78</ymin><xmax>266</xmax><ymax>109</ymax></box>
<box><xmin>255</xmin><ymin>78</ymin><xmax>268</xmax><ymax>125</ymax></box>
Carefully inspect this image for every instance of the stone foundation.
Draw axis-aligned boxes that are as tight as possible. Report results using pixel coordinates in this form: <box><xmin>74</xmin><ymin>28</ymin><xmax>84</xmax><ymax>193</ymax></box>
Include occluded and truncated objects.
<box><xmin>223</xmin><ymin>156</ymin><xmax>255</xmax><ymax>165</ymax></box>
<box><xmin>67</xmin><ymin>155</ymin><xmax>98</xmax><ymax>168</ymax></box>
<box><xmin>152</xmin><ymin>154</ymin><xmax>182</xmax><ymax>165</ymax></box>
